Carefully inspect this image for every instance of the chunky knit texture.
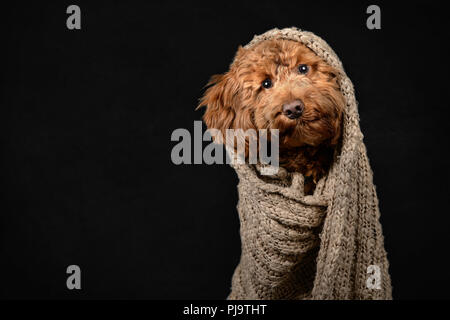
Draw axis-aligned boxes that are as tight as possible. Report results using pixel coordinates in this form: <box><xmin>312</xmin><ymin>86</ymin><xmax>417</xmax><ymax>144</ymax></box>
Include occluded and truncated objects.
<box><xmin>227</xmin><ymin>28</ymin><xmax>392</xmax><ymax>300</ymax></box>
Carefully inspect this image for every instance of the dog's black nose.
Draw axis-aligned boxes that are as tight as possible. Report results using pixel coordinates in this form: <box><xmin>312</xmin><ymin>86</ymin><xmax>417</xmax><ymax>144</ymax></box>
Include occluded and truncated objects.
<box><xmin>282</xmin><ymin>100</ymin><xmax>304</xmax><ymax>119</ymax></box>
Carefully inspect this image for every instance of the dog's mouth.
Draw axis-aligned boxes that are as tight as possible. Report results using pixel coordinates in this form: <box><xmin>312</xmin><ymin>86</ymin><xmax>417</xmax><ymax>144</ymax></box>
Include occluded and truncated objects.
<box><xmin>263</xmin><ymin>104</ymin><xmax>336</xmax><ymax>138</ymax></box>
<box><xmin>276</xmin><ymin>111</ymin><xmax>322</xmax><ymax>125</ymax></box>
<box><xmin>270</xmin><ymin>111</ymin><xmax>338</xmax><ymax>147</ymax></box>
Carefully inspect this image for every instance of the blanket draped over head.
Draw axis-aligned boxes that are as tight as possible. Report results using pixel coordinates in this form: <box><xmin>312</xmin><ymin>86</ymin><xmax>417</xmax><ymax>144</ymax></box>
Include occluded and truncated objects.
<box><xmin>227</xmin><ymin>28</ymin><xmax>392</xmax><ymax>300</ymax></box>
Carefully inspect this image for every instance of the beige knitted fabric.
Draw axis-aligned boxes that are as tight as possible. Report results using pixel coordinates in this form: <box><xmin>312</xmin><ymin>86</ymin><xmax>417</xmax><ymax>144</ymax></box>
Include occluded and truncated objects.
<box><xmin>227</xmin><ymin>28</ymin><xmax>392</xmax><ymax>300</ymax></box>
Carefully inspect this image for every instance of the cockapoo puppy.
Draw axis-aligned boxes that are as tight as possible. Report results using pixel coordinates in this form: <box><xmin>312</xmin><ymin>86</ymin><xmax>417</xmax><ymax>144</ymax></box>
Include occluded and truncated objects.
<box><xmin>199</xmin><ymin>39</ymin><xmax>345</xmax><ymax>194</ymax></box>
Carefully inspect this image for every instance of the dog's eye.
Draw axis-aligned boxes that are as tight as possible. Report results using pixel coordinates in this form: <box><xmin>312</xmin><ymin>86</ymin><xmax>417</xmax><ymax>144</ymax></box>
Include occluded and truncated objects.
<box><xmin>298</xmin><ymin>64</ymin><xmax>309</xmax><ymax>74</ymax></box>
<box><xmin>262</xmin><ymin>78</ymin><xmax>272</xmax><ymax>89</ymax></box>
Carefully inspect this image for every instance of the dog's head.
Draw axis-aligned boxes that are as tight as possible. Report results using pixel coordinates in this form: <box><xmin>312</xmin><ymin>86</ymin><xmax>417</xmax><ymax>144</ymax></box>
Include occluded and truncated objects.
<box><xmin>199</xmin><ymin>39</ymin><xmax>345</xmax><ymax>149</ymax></box>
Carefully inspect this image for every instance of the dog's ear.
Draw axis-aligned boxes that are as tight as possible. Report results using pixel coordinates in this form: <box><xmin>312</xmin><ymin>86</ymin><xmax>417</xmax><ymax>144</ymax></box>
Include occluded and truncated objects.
<box><xmin>197</xmin><ymin>71</ymin><xmax>241</xmax><ymax>140</ymax></box>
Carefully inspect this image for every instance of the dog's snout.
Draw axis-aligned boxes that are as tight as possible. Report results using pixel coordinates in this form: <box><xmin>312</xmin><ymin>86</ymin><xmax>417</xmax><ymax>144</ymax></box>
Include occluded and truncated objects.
<box><xmin>282</xmin><ymin>100</ymin><xmax>304</xmax><ymax>119</ymax></box>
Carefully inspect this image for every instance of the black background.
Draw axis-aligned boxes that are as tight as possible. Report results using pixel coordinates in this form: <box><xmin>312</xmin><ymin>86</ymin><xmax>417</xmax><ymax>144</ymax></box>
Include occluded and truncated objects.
<box><xmin>1</xmin><ymin>1</ymin><xmax>449</xmax><ymax>299</ymax></box>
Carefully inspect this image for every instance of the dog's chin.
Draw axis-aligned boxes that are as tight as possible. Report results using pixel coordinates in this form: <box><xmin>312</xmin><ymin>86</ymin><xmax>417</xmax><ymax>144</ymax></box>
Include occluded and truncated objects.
<box><xmin>274</xmin><ymin>116</ymin><xmax>337</xmax><ymax>148</ymax></box>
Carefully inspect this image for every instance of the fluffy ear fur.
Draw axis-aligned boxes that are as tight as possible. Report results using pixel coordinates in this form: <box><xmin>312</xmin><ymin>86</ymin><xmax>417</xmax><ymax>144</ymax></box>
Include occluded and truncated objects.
<box><xmin>198</xmin><ymin>72</ymin><xmax>239</xmax><ymax>141</ymax></box>
<box><xmin>198</xmin><ymin>47</ymin><xmax>255</xmax><ymax>143</ymax></box>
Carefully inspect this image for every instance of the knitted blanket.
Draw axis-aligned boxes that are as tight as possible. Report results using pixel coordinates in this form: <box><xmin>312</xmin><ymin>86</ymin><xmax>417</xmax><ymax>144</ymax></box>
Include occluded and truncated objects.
<box><xmin>227</xmin><ymin>28</ymin><xmax>392</xmax><ymax>300</ymax></box>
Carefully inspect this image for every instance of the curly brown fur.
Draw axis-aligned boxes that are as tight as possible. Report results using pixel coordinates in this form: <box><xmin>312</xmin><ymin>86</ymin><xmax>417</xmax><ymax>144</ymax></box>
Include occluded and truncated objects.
<box><xmin>198</xmin><ymin>39</ymin><xmax>345</xmax><ymax>194</ymax></box>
